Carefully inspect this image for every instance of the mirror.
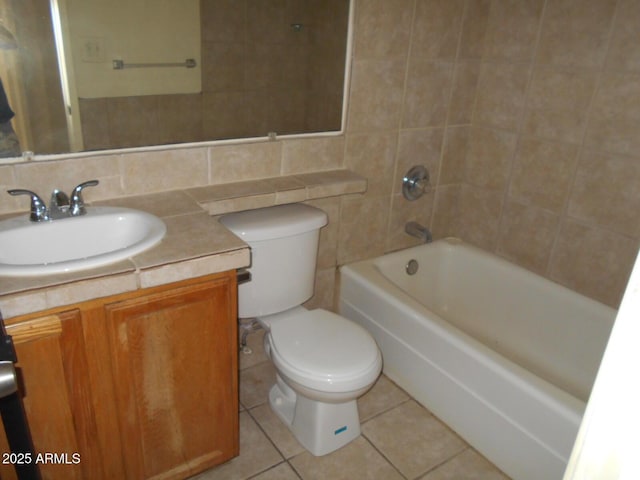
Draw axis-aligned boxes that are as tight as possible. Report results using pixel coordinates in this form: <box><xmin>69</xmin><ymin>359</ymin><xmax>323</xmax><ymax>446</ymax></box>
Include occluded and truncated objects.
<box><xmin>0</xmin><ymin>0</ymin><xmax>351</xmax><ymax>157</ymax></box>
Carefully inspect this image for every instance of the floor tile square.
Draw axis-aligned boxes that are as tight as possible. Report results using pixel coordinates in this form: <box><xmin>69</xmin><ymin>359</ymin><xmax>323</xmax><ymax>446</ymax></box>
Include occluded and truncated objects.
<box><xmin>250</xmin><ymin>404</ymin><xmax>306</xmax><ymax>459</ymax></box>
<box><xmin>418</xmin><ymin>448</ymin><xmax>510</xmax><ymax>479</ymax></box>
<box><xmin>250</xmin><ymin>462</ymin><xmax>301</xmax><ymax>480</ymax></box>
<box><xmin>193</xmin><ymin>412</ymin><xmax>283</xmax><ymax>480</ymax></box>
<box><xmin>239</xmin><ymin>361</ymin><xmax>276</xmax><ymax>409</ymax></box>
<box><xmin>289</xmin><ymin>436</ymin><xmax>403</xmax><ymax>480</ymax></box>
<box><xmin>362</xmin><ymin>400</ymin><xmax>467</xmax><ymax>479</ymax></box>
<box><xmin>357</xmin><ymin>374</ymin><xmax>410</xmax><ymax>422</ymax></box>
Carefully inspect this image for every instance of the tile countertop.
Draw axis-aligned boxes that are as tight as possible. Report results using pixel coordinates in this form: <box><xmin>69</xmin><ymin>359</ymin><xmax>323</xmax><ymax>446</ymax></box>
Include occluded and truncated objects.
<box><xmin>0</xmin><ymin>169</ymin><xmax>366</xmax><ymax>320</ymax></box>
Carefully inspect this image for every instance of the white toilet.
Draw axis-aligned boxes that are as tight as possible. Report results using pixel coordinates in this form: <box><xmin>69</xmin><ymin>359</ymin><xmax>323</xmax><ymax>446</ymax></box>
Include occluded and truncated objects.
<box><xmin>220</xmin><ymin>203</ymin><xmax>382</xmax><ymax>456</ymax></box>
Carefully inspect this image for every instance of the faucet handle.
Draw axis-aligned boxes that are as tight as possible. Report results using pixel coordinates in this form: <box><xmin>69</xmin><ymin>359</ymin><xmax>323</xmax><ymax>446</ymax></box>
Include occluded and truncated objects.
<box><xmin>402</xmin><ymin>166</ymin><xmax>430</xmax><ymax>201</ymax></box>
<box><xmin>7</xmin><ymin>189</ymin><xmax>50</xmax><ymax>222</ymax></box>
<box><xmin>69</xmin><ymin>180</ymin><xmax>99</xmax><ymax>216</ymax></box>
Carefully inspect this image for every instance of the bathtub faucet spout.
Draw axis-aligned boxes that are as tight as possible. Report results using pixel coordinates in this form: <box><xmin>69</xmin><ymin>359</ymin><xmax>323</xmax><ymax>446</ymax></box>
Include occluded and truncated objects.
<box><xmin>405</xmin><ymin>221</ymin><xmax>432</xmax><ymax>243</ymax></box>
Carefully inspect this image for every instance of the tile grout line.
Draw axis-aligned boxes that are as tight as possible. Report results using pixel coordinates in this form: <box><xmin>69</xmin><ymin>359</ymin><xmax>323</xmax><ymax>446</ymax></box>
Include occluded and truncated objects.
<box><xmin>543</xmin><ymin>0</ymin><xmax>623</xmax><ymax>280</ymax></box>
<box><xmin>384</xmin><ymin>0</ymin><xmax>419</xmax><ymax>251</ymax></box>
<box><xmin>358</xmin><ymin>433</ymin><xmax>411</xmax><ymax>480</ymax></box>
<box><xmin>430</xmin><ymin>0</ymin><xmax>470</xmax><ymax>236</ymax></box>
<box><xmin>361</xmin><ymin>396</ymin><xmax>413</xmax><ymax>425</ymax></box>
<box><xmin>360</xmin><ymin>398</ymin><xmax>465</xmax><ymax>480</ymax></box>
<box><xmin>243</xmin><ymin>405</ymin><xmax>291</xmax><ymax>476</ymax></box>
<box><xmin>492</xmin><ymin>0</ymin><xmax>549</xmax><ymax>256</ymax></box>
<box><xmin>408</xmin><ymin>446</ymin><xmax>470</xmax><ymax>480</ymax></box>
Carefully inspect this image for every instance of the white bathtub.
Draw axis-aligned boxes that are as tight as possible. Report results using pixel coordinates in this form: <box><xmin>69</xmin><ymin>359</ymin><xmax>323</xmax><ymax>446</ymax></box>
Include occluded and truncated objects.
<box><xmin>339</xmin><ymin>238</ymin><xmax>615</xmax><ymax>480</ymax></box>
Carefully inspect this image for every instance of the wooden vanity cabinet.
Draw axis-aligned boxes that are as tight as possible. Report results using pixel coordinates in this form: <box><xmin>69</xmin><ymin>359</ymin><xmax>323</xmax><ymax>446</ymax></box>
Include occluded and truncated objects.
<box><xmin>0</xmin><ymin>270</ymin><xmax>239</xmax><ymax>480</ymax></box>
<box><xmin>0</xmin><ymin>309</ymin><xmax>99</xmax><ymax>480</ymax></box>
<box><xmin>104</xmin><ymin>276</ymin><xmax>239</xmax><ymax>479</ymax></box>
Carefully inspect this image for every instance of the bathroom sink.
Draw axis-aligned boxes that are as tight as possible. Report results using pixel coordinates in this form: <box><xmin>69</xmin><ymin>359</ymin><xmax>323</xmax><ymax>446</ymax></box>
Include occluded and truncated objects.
<box><xmin>0</xmin><ymin>207</ymin><xmax>166</xmax><ymax>276</ymax></box>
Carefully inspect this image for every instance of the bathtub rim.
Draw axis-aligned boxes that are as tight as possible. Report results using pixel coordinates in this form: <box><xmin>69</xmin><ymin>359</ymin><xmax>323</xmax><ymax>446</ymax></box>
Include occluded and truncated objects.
<box><xmin>373</xmin><ymin>237</ymin><xmax>615</xmax><ymax>318</ymax></box>
<box><xmin>342</xmin><ymin>238</ymin><xmax>615</xmax><ymax>399</ymax></box>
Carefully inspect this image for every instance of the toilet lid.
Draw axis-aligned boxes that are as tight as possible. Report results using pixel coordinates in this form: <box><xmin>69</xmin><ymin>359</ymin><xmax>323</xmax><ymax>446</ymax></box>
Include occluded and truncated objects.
<box><xmin>268</xmin><ymin>309</ymin><xmax>380</xmax><ymax>384</ymax></box>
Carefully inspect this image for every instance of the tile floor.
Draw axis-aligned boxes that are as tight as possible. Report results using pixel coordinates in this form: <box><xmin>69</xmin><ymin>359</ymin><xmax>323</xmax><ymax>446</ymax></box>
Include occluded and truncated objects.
<box><xmin>192</xmin><ymin>329</ymin><xmax>510</xmax><ymax>480</ymax></box>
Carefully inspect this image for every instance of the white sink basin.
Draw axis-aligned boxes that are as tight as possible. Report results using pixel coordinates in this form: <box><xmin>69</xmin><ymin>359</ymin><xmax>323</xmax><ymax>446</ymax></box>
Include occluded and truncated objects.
<box><xmin>0</xmin><ymin>207</ymin><xmax>166</xmax><ymax>277</ymax></box>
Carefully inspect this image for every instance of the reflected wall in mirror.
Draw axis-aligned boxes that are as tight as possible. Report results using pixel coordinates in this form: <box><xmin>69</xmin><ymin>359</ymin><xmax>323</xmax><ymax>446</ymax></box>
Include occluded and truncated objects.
<box><xmin>0</xmin><ymin>0</ymin><xmax>350</xmax><ymax>156</ymax></box>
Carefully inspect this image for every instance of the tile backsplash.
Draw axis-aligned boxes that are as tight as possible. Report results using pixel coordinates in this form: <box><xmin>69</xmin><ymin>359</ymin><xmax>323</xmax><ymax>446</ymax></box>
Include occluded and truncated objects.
<box><xmin>2</xmin><ymin>0</ymin><xmax>639</xmax><ymax>308</ymax></box>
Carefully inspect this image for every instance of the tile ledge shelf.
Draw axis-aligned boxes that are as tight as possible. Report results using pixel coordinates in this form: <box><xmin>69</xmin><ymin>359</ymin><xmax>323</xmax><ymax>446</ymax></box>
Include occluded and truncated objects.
<box><xmin>185</xmin><ymin>169</ymin><xmax>367</xmax><ymax>215</ymax></box>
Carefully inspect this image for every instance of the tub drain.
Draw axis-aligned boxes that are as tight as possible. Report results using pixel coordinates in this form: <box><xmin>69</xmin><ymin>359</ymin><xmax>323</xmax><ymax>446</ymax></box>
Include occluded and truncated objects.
<box><xmin>406</xmin><ymin>259</ymin><xmax>419</xmax><ymax>275</ymax></box>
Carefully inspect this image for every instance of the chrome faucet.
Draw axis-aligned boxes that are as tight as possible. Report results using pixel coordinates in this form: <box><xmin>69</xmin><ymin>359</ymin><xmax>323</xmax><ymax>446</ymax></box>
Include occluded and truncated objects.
<box><xmin>7</xmin><ymin>180</ymin><xmax>99</xmax><ymax>222</ymax></box>
<box><xmin>405</xmin><ymin>221</ymin><xmax>432</xmax><ymax>243</ymax></box>
<box><xmin>49</xmin><ymin>189</ymin><xmax>70</xmax><ymax>219</ymax></box>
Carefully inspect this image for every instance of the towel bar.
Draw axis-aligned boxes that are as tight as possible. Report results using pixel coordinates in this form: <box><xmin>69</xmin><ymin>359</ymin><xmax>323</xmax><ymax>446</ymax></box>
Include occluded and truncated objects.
<box><xmin>112</xmin><ymin>58</ymin><xmax>197</xmax><ymax>70</ymax></box>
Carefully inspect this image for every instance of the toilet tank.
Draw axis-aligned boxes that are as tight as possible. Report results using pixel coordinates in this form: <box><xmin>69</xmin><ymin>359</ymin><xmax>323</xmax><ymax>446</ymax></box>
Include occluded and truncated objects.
<box><xmin>220</xmin><ymin>204</ymin><xmax>328</xmax><ymax>318</ymax></box>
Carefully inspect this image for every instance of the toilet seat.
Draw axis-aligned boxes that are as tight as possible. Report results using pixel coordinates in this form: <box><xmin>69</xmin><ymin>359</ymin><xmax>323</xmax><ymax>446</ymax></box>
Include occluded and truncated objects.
<box><xmin>264</xmin><ymin>308</ymin><xmax>382</xmax><ymax>394</ymax></box>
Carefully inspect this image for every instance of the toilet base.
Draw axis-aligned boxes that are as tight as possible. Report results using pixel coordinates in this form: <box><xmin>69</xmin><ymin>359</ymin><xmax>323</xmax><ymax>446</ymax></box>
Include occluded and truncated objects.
<box><xmin>268</xmin><ymin>375</ymin><xmax>361</xmax><ymax>456</ymax></box>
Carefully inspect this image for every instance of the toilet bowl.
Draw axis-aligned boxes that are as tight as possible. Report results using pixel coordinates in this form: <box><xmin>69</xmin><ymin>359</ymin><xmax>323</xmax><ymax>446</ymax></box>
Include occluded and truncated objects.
<box><xmin>219</xmin><ymin>204</ymin><xmax>382</xmax><ymax>456</ymax></box>
<box><xmin>258</xmin><ymin>307</ymin><xmax>381</xmax><ymax>455</ymax></box>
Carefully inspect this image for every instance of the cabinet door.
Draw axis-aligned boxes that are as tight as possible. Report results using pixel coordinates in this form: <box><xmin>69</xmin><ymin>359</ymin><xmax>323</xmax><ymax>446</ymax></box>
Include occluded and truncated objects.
<box><xmin>0</xmin><ymin>311</ymin><xmax>103</xmax><ymax>480</ymax></box>
<box><xmin>104</xmin><ymin>274</ymin><xmax>238</xmax><ymax>480</ymax></box>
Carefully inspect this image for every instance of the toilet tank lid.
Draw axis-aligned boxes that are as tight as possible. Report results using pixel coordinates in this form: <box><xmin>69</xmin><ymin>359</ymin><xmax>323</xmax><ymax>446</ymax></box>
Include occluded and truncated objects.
<box><xmin>219</xmin><ymin>204</ymin><xmax>328</xmax><ymax>241</ymax></box>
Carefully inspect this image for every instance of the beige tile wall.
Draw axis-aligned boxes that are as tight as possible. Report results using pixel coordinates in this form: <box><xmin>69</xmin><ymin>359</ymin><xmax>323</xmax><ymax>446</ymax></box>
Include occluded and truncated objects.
<box><xmin>441</xmin><ymin>0</ymin><xmax>640</xmax><ymax>307</ymax></box>
<box><xmin>3</xmin><ymin>0</ymin><xmax>639</xmax><ymax>310</ymax></box>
